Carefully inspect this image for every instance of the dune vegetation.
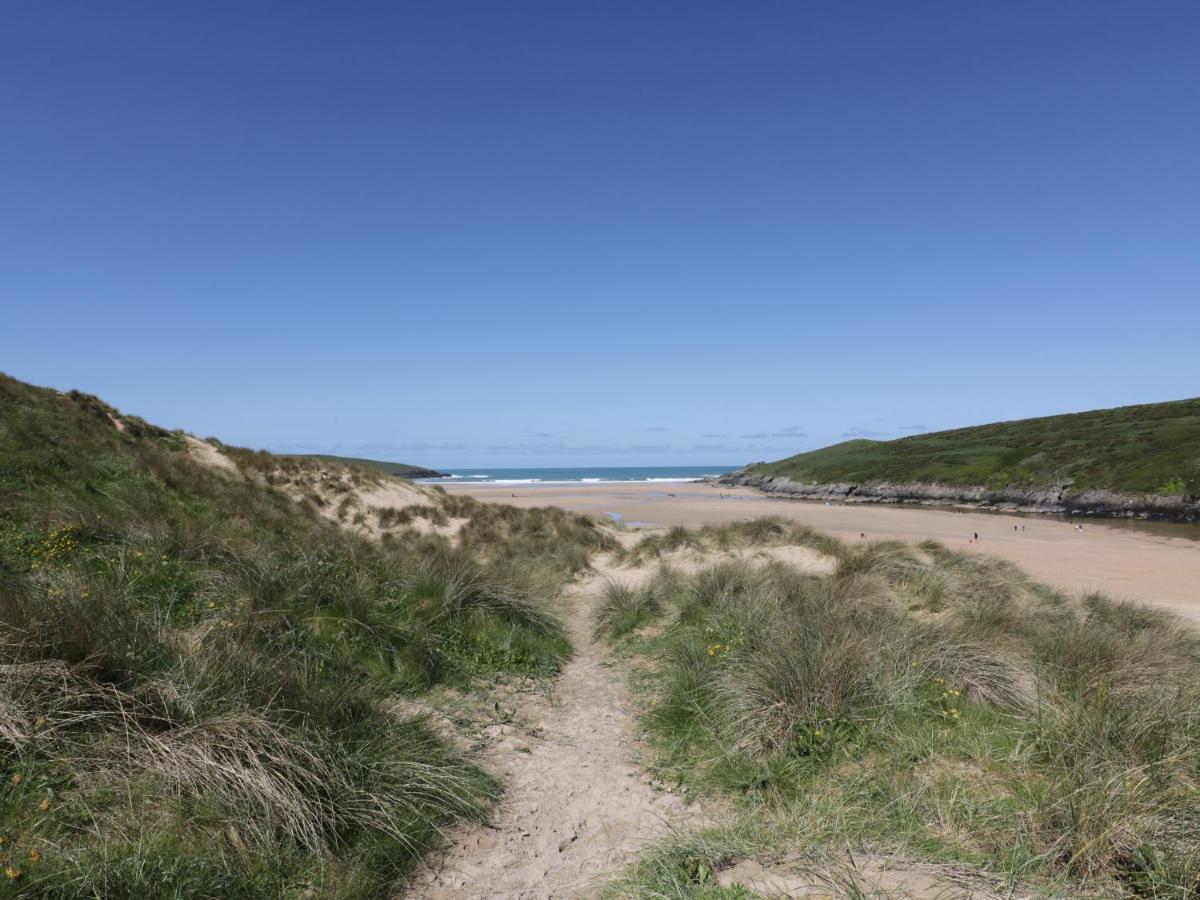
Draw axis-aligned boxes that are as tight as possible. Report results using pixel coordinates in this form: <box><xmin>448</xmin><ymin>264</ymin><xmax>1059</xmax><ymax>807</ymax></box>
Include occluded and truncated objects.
<box><xmin>604</xmin><ymin>519</ymin><xmax>1200</xmax><ymax>897</ymax></box>
<box><xmin>287</xmin><ymin>454</ymin><xmax>446</xmax><ymax>480</ymax></box>
<box><xmin>748</xmin><ymin>396</ymin><xmax>1200</xmax><ymax>496</ymax></box>
<box><xmin>613</xmin><ymin>518</ymin><xmax>843</xmax><ymax>568</ymax></box>
<box><xmin>7</xmin><ymin>371</ymin><xmax>1200</xmax><ymax>898</ymax></box>
<box><xmin>0</xmin><ymin>374</ymin><xmax>612</xmax><ymax>897</ymax></box>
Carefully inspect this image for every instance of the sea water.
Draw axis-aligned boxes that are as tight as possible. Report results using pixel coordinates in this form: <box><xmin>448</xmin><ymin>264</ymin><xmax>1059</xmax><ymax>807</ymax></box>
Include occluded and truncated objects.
<box><xmin>416</xmin><ymin>465</ymin><xmax>737</xmax><ymax>485</ymax></box>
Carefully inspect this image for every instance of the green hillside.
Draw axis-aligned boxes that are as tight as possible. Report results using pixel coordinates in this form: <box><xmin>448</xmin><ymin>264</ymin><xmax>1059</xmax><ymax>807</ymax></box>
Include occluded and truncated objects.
<box><xmin>751</xmin><ymin>397</ymin><xmax>1200</xmax><ymax>496</ymax></box>
<box><xmin>0</xmin><ymin>374</ymin><xmax>612</xmax><ymax>896</ymax></box>
<box><xmin>291</xmin><ymin>454</ymin><xmax>447</xmax><ymax>479</ymax></box>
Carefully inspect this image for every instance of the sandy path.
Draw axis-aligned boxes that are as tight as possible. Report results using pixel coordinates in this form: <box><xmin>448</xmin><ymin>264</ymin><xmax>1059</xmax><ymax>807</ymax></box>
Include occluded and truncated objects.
<box><xmin>408</xmin><ymin>563</ymin><xmax>690</xmax><ymax>898</ymax></box>
<box><xmin>444</xmin><ymin>482</ymin><xmax>1200</xmax><ymax>621</ymax></box>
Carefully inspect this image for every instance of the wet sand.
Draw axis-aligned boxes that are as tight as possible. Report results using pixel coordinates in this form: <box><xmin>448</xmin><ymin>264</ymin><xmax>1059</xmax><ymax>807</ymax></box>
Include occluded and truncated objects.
<box><xmin>444</xmin><ymin>481</ymin><xmax>1200</xmax><ymax>621</ymax></box>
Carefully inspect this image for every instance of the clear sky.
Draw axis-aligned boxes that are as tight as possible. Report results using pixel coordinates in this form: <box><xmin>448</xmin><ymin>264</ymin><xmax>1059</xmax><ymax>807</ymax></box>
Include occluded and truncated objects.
<box><xmin>3</xmin><ymin>2</ymin><xmax>1198</xmax><ymax>467</ymax></box>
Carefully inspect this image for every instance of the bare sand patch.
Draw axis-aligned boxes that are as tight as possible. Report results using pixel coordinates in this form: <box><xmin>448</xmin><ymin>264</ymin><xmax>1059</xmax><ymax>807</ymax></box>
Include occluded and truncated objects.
<box><xmin>353</xmin><ymin>478</ymin><xmax>431</xmax><ymax>513</ymax></box>
<box><xmin>184</xmin><ymin>435</ymin><xmax>238</xmax><ymax>473</ymax></box>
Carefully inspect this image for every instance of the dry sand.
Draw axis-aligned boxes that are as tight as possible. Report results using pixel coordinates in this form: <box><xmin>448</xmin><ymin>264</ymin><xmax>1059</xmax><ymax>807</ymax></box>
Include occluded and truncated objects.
<box><xmin>184</xmin><ymin>435</ymin><xmax>238</xmax><ymax>472</ymax></box>
<box><xmin>444</xmin><ymin>481</ymin><xmax>1200</xmax><ymax>621</ymax></box>
<box><xmin>408</xmin><ymin>558</ymin><xmax>698</xmax><ymax>898</ymax></box>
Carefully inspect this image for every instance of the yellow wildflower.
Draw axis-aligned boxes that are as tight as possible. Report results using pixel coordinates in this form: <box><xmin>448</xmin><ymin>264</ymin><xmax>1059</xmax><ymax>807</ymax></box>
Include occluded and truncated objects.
<box><xmin>5</xmin><ymin>866</ymin><xmax>20</xmax><ymax>880</ymax></box>
<box><xmin>27</xmin><ymin>849</ymin><xmax>40</xmax><ymax>864</ymax></box>
<box><xmin>9</xmin><ymin>774</ymin><xmax>21</xmax><ymax>786</ymax></box>
<box><xmin>38</xmin><ymin>798</ymin><xmax>50</xmax><ymax>812</ymax></box>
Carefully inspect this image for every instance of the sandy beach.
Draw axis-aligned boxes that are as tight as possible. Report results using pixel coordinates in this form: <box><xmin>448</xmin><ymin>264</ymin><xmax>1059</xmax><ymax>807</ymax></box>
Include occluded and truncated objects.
<box><xmin>444</xmin><ymin>481</ymin><xmax>1200</xmax><ymax>621</ymax></box>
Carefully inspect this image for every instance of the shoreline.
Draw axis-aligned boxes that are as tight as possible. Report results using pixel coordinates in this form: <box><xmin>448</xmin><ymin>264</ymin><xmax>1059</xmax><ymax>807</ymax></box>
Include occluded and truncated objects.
<box><xmin>418</xmin><ymin>478</ymin><xmax>721</xmax><ymax>487</ymax></box>
<box><xmin>442</xmin><ymin>480</ymin><xmax>1200</xmax><ymax>621</ymax></box>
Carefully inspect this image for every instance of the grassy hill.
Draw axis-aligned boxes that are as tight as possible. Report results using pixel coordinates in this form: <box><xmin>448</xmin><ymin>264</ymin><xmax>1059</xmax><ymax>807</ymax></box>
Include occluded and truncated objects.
<box><xmin>750</xmin><ymin>397</ymin><xmax>1200</xmax><ymax>497</ymax></box>
<box><xmin>289</xmin><ymin>454</ymin><xmax>447</xmax><ymax>479</ymax></box>
<box><xmin>0</xmin><ymin>373</ymin><xmax>612</xmax><ymax>896</ymax></box>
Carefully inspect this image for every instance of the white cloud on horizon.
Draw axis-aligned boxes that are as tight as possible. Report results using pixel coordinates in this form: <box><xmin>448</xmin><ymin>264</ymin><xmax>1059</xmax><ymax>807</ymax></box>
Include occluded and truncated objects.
<box><xmin>842</xmin><ymin>427</ymin><xmax>889</xmax><ymax>439</ymax></box>
<box><xmin>738</xmin><ymin>425</ymin><xmax>807</xmax><ymax>439</ymax></box>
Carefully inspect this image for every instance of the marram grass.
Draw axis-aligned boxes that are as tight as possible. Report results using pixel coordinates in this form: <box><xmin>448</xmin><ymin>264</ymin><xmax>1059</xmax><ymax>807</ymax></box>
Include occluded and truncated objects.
<box><xmin>0</xmin><ymin>373</ymin><xmax>604</xmax><ymax>897</ymax></box>
<box><xmin>610</xmin><ymin>525</ymin><xmax>1200</xmax><ymax>898</ymax></box>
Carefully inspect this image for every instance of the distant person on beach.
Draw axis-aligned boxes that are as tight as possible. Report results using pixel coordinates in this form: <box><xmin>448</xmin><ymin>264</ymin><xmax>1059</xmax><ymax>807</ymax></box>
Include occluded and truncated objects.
<box><xmin>974</xmin><ymin>532</ymin><xmax>979</xmax><ymax>541</ymax></box>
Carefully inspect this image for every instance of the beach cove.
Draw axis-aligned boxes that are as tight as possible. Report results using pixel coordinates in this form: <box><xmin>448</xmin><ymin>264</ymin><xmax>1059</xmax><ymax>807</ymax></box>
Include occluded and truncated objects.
<box><xmin>444</xmin><ymin>480</ymin><xmax>1200</xmax><ymax>621</ymax></box>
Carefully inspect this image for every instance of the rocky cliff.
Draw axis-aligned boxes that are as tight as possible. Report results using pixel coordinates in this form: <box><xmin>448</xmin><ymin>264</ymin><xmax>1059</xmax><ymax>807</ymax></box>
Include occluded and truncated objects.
<box><xmin>717</xmin><ymin>470</ymin><xmax>1200</xmax><ymax>523</ymax></box>
<box><xmin>389</xmin><ymin>465</ymin><xmax>449</xmax><ymax>479</ymax></box>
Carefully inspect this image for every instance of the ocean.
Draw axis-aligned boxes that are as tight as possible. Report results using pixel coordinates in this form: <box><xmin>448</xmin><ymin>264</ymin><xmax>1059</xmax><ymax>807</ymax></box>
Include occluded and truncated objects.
<box><xmin>416</xmin><ymin>465</ymin><xmax>738</xmax><ymax>485</ymax></box>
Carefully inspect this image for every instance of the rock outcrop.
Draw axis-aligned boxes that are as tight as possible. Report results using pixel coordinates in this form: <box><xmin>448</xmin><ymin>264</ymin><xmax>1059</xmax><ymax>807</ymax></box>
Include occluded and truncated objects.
<box><xmin>718</xmin><ymin>470</ymin><xmax>1200</xmax><ymax>523</ymax></box>
<box><xmin>391</xmin><ymin>465</ymin><xmax>449</xmax><ymax>479</ymax></box>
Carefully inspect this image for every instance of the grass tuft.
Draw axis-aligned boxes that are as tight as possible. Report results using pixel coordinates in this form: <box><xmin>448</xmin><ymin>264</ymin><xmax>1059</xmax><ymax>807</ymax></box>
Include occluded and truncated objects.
<box><xmin>592</xmin><ymin>579</ymin><xmax>664</xmax><ymax>642</ymax></box>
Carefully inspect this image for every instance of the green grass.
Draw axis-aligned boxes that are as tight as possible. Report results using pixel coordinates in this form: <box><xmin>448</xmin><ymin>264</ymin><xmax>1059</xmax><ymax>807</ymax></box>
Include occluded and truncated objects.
<box><xmin>592</xmin><ymin>579</ymin><xmax>666</xmax><ymax>642</ymax></box>
<box><xmin>600</xmin><ymin>828</ymin><xmax>762</xmax><ymax>898</ymax></box>
<box><xmin>0</xmin><ymin>373</ymin><xmax>606</xmax><ymax>897</ymax></box>
<box><xmin>749</xmin><ymin>396</ymin><xmax>1200</xmax><ymax>495</ymax></box>
<box><xmin>611</xmin><ymin>524</ymin><xmax>1200</xmax><ymax>897</ymax></box>
<box><xmin>439</xmin><ymin>490</ymin><xmax>619</xmax><ymax>579</ymax></box>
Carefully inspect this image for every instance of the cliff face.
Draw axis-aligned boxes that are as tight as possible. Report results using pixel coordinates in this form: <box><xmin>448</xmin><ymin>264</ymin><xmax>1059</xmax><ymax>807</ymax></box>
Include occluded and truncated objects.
<box><xmin>718</xmin><ymin>470</ymin><xmax>1200</xmax><ymax>523</ymax></box>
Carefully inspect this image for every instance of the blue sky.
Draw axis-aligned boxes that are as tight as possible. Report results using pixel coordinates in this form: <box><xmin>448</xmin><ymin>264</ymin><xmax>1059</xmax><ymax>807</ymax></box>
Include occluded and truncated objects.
<box><xmin>3</xmin><ymin>2</ymin><xmax>1198</xmax><ymax>467</ymax></box>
